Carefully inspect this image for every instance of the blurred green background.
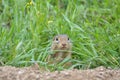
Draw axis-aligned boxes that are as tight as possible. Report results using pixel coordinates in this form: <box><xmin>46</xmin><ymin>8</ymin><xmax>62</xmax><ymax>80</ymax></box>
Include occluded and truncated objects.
<box><xmin>0</xmin><ymin>0</ymin><xmax>120</xmax><ymax>71</ymax></box>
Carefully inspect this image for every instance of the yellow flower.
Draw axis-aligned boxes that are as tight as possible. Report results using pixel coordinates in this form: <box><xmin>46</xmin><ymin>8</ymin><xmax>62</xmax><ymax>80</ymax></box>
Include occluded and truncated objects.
<box><xmin>48</xmin><ymin>21</ymin><xmax>53</xmax><ymax>24</ymax></box>
<box><xmin>30</xmin><ymin>1</ymin><xmax>33</xmax><ymax>5</ymax></box>
<box><xmin>26</xmin><ymin>0</ymin><xmax>33</xmax><ymax>6</ymax></box>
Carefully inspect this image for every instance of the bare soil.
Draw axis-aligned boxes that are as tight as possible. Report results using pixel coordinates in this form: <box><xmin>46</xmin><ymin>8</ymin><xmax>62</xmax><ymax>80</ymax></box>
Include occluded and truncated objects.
<box><xmin>0</xmin><ymin>65</ymin><xmax>120</xmax><ymax>80</ymax></box>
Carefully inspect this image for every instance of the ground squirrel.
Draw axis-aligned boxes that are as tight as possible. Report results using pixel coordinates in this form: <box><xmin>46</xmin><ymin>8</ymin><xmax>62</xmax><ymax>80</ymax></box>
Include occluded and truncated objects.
<box><xmin>49</xmin><ymin>34</ymin><xmax>72</xmax><ymax>67</ymax></box>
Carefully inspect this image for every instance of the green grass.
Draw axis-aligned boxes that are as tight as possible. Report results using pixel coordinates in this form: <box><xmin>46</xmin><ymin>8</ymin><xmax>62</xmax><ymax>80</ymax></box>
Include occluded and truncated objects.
<box><xmin>0</xmin><ymin>0</ymin><xmax>120</xmax><ymax>71</ymax></box>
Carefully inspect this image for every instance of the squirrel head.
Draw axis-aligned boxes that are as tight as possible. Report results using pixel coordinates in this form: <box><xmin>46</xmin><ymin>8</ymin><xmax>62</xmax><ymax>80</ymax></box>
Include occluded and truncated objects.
<box><xmin>51</xmin><ymin>34</ymin><xmax>72</xmax><ymax>51</ymax></box>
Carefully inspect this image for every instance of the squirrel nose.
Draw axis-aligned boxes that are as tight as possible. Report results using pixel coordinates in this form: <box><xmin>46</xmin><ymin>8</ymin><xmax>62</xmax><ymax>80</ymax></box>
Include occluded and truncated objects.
<box><xmin>62</xmin><ymin>44</ymin><xmax>66</xmax><ymax>47</ymax></box>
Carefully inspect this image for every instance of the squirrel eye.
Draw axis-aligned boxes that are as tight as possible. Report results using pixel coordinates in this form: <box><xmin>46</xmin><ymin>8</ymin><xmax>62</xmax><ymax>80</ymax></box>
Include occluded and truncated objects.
<box><xmin>68</xmin><ymin>38</ymin><xmax>69</xmax><ymax>41</ymax></box>
<box><xmin>55</xmin><ymin>38</ymin><xmax>58</xmax><ymax>41</ymax></box>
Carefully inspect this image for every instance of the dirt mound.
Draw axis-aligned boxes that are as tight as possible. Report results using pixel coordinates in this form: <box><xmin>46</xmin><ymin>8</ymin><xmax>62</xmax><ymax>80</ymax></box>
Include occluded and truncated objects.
<box><xmin>0</xmin><ymin>65</ymin><xmax>120</xmax><ymax>80</ymax></box>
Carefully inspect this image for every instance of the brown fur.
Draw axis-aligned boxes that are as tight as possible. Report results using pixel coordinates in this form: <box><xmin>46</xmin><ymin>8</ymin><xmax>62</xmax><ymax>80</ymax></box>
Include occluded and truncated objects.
<box><xmin>49</xmin><ymin>34</ymin><xmax>72</xmax><ymax>67</ymax></box>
